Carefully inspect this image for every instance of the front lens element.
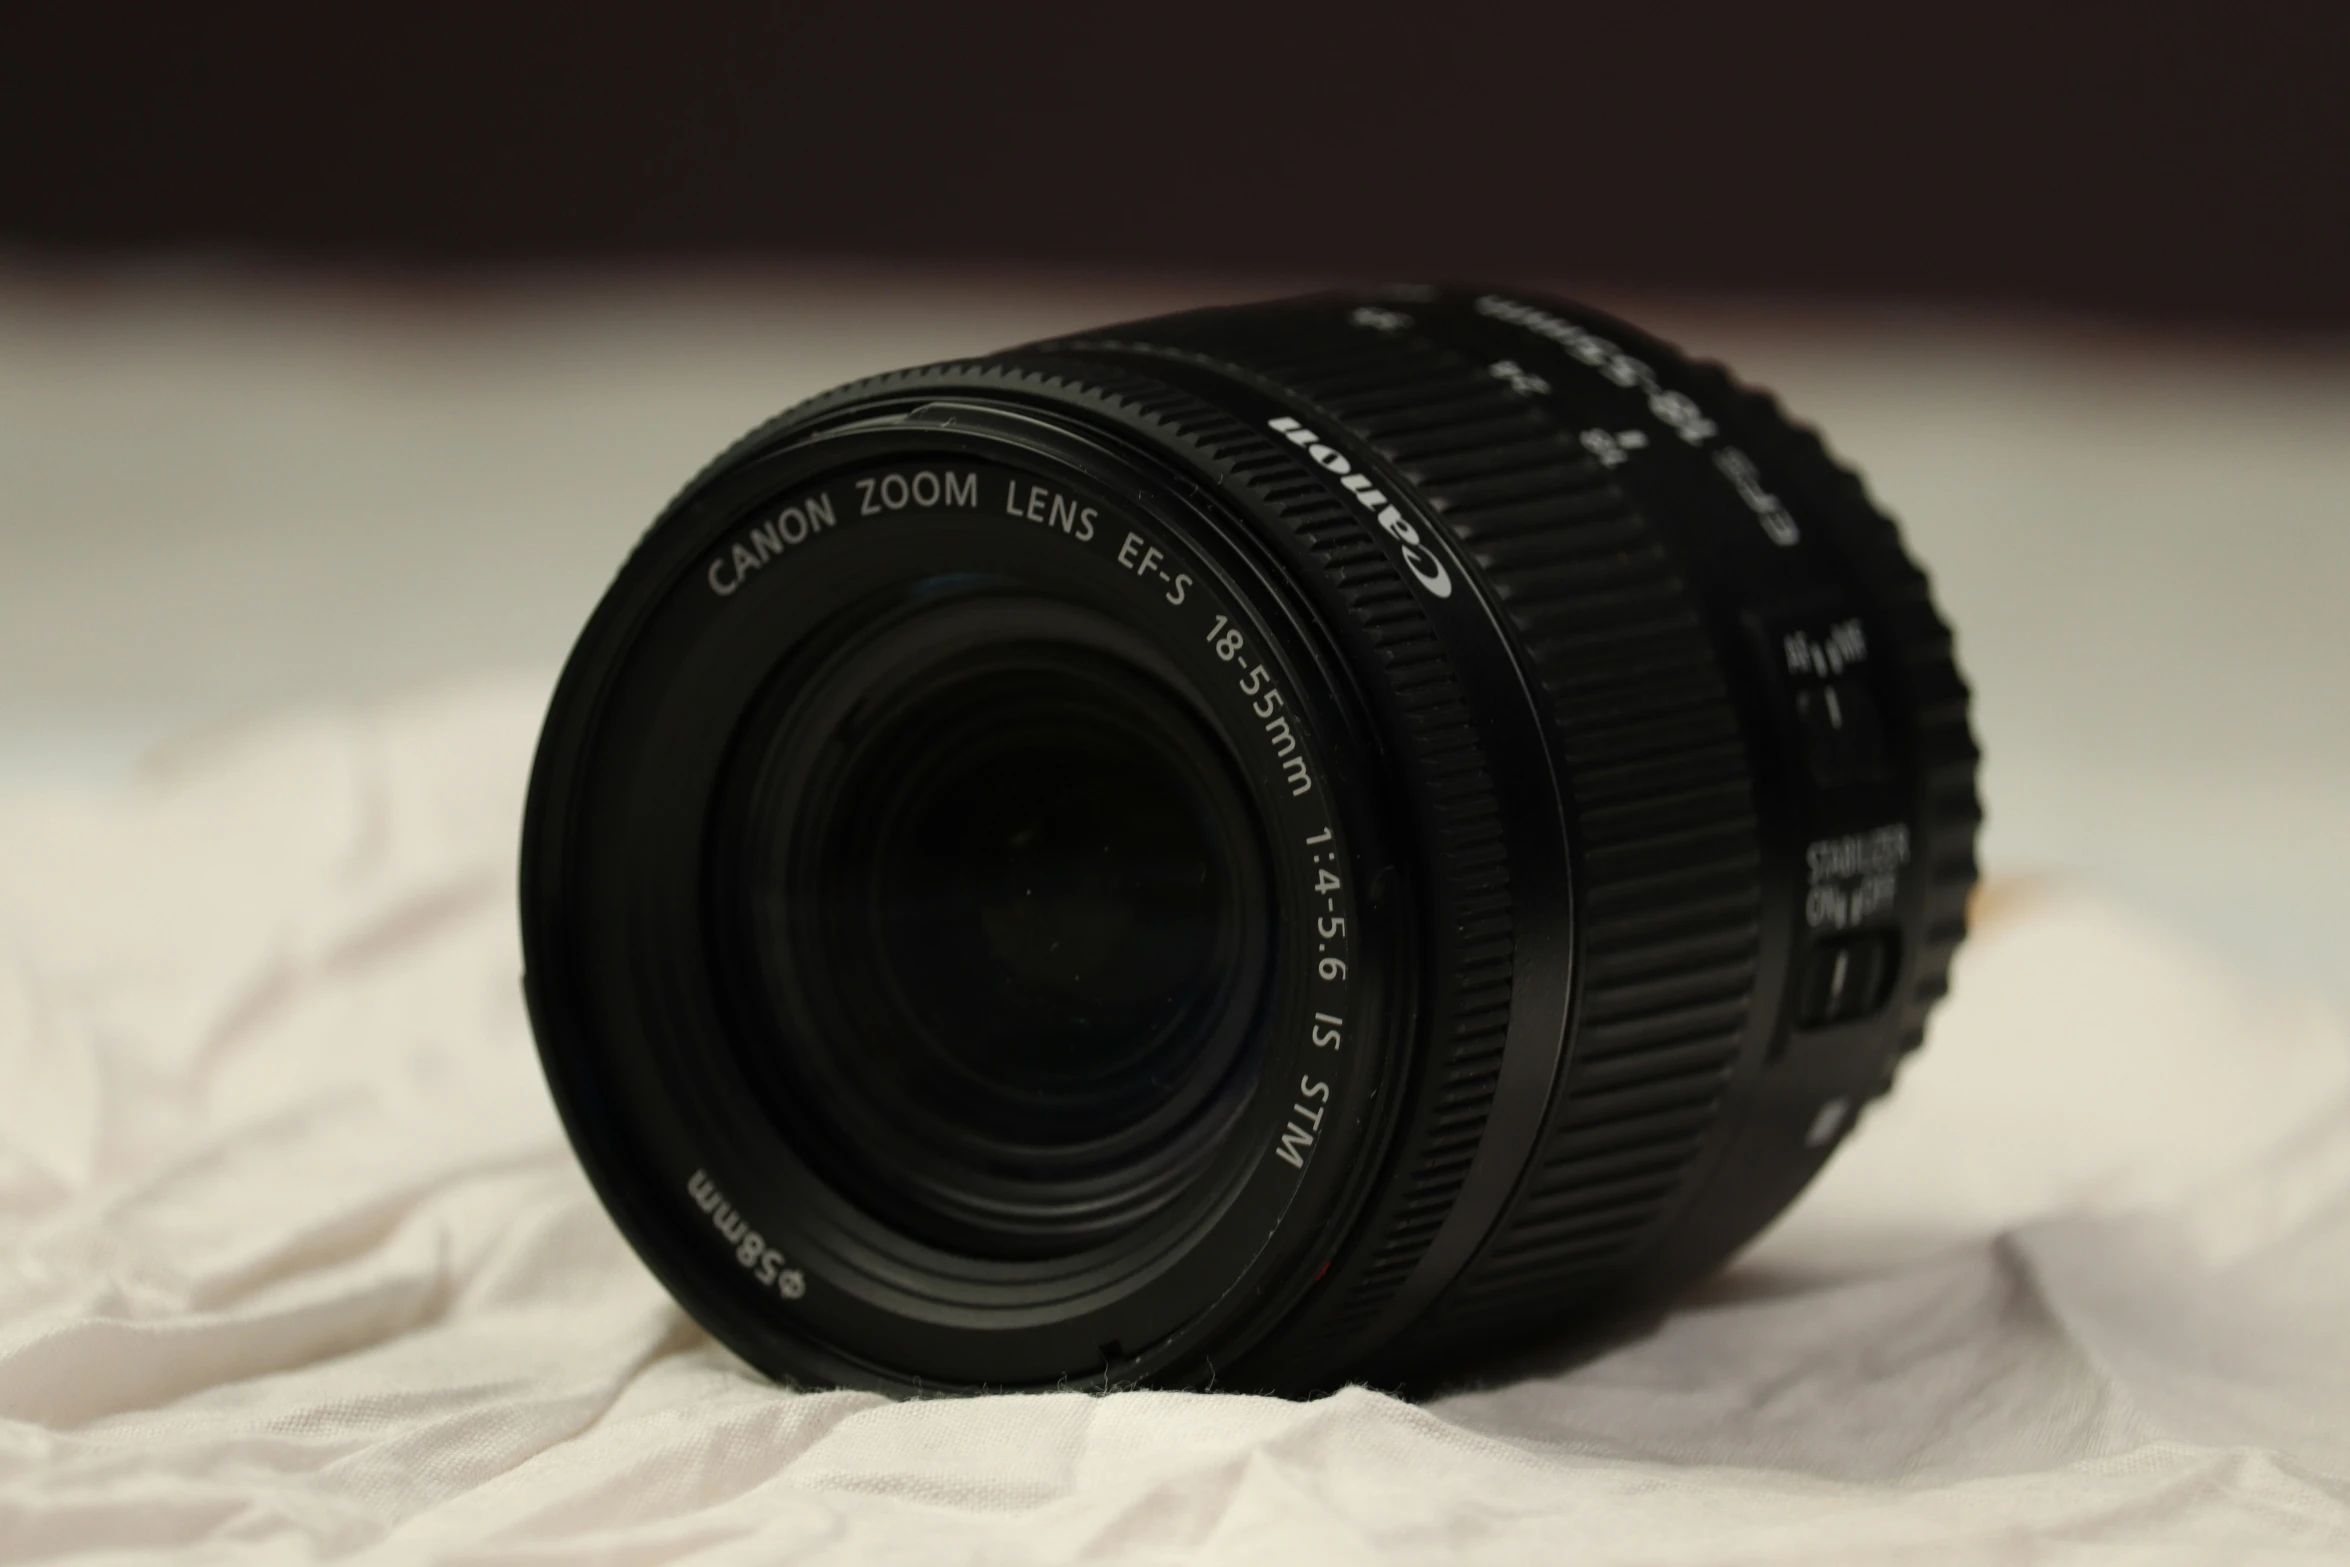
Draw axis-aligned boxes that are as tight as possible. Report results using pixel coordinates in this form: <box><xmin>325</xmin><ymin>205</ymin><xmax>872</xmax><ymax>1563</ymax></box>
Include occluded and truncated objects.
<box><xmin>725</xmin><ymin>598</ymin><xmax>1275</xmax><ymax>1257</ymax></box>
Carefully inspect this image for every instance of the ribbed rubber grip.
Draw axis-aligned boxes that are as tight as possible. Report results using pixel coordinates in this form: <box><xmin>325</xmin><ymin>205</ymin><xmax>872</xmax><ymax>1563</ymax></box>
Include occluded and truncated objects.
<box><xmin>1208</xmin><ymin>324</ymin><xmax>1766</xmax><ymax>1335</ymax></box>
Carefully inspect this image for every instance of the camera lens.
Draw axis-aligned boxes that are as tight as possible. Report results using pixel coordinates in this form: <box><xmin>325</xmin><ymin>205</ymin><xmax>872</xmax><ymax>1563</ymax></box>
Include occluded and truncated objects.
<box><xmin>522</xmin><ymin>286</ymin><xmax>1980</xmax><ymax>1393</ymax></box>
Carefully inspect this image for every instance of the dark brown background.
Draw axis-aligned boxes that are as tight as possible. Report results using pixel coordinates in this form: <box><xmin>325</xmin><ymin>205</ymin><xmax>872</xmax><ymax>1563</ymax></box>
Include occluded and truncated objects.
<box><xmin>2</xmin><ymin>2</ymin><xmax>2343</xmax><ymax>330</ymax></box>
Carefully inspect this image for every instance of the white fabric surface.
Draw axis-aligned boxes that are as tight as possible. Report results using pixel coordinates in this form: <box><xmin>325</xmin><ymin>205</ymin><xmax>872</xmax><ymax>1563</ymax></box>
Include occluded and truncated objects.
<box><xmin>2</xmin><ymin>679</ymin><xmax>2347</xmax><ymax>1563</ymax></box>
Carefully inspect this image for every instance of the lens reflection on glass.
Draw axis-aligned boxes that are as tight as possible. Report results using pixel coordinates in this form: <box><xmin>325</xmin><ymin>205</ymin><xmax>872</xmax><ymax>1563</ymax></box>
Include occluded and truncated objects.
<box><xmin>731</xmin><ymin>610</ymin><xmax>1275</xmax><ymax>1257</ymax></box>
<box><xmin>871</xmin><ymin>712</ymin><xmax>1226</xmax><ymax>1117</ymax></box>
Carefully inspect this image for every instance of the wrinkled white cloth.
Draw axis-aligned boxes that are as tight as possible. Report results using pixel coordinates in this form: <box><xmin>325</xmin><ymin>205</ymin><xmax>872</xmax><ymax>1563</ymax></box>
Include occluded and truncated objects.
<box><xmin>1</xmin><ymin>679</ymin><xmax>2346</xmax><ymax>1564</ymax></box>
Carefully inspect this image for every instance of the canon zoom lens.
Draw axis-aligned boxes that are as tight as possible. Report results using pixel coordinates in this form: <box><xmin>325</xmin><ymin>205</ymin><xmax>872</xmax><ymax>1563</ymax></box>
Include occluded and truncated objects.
<box><xmin>521</xmin><ymin>287</ymin><xmax>1980</xmax><ymax>1394</ymax></box>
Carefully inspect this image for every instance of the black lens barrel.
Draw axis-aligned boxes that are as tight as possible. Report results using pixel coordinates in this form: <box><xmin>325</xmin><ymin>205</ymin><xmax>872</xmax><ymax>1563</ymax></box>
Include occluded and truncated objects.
<box><xmin>521</xmin><ymin>286</ymin><xmax>1979</xmax><ymax>1394</ymax></box>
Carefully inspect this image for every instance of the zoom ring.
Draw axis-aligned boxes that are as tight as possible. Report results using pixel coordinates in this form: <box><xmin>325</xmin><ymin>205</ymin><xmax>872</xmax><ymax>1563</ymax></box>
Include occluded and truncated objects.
<box><xmin>1281</xmin><ymin>329</ymin><xmax>1762</xmax><ymax>1333</ymax></box>
<box><xmin>1131</xmin><ymin>315</ymin><xmax>1767</xmax><ymax>1342</ymax></box>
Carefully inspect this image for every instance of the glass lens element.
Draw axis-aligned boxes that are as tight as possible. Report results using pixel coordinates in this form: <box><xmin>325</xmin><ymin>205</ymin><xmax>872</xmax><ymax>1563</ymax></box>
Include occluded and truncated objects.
<box><xmin>726</xmin><ymin>601</ymin><xmax>1276</xmax><ymax>1257</ymax></box>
